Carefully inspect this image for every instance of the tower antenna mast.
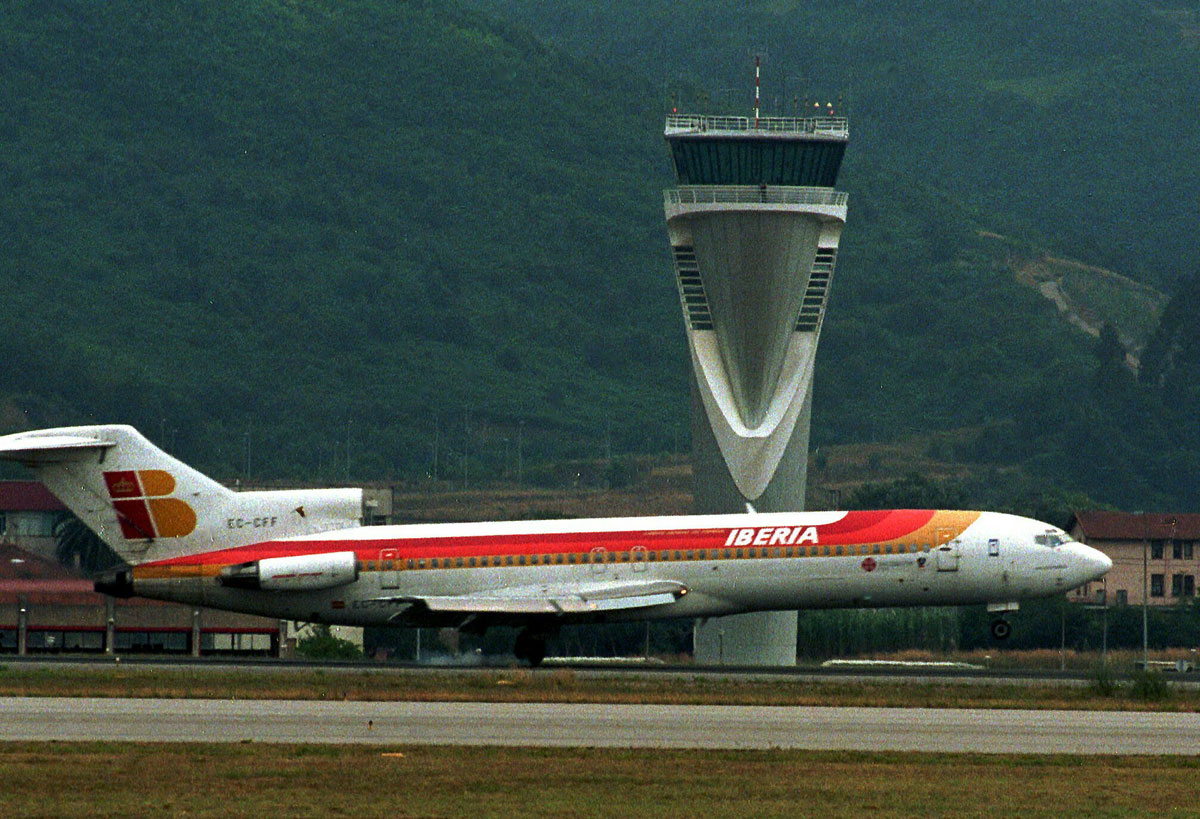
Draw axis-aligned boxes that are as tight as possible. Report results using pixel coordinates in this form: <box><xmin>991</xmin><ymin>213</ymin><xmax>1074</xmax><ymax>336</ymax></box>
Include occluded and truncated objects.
<box><xmin>754</xmin><ymin>55</ymin><xmax>761</xmax><ymax>127</ymax></box>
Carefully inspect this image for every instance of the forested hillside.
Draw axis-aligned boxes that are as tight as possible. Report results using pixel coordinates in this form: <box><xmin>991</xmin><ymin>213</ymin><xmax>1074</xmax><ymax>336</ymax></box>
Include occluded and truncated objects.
<box><xmin>0</xmin><ymin>0</ymin><xmax>683</xmax><ymax>478</ymax></box>
<box><xmin>468</xmin><ymin>0</ymin><xmax>1200</xmax><ymax>289</ymax></box>
<box><xmin>1</xmin><ymin>1</ymin><xmax>1196</xmax><ymax>510</ymax></box>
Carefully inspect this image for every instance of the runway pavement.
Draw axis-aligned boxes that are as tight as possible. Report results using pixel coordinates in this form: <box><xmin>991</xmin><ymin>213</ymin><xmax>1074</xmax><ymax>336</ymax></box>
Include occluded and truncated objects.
<box><xmin>2</xmin><ymin>697</ymin><xmax>1199</xmax><ymax>754</ymax></box>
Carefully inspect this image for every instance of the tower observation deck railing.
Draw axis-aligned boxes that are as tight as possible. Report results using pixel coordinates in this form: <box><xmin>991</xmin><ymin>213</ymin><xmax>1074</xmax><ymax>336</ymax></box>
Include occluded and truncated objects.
<box><xmin>665</xmin><ymin>115</ymin><xmax>848</xmax><ymax>139</ymax></box>
<box><xmin>666</xmin><ymin>186</ymin><xmax>848</xmax><ymax>208</ymax></box>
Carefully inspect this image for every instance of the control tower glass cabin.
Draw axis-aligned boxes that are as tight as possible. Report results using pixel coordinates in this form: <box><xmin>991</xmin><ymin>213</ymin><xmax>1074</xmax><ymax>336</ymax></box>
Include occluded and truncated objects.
<box><xmin>663</xmin><ymin>114</ymin><xmax>849</xmax><ymax>509</ymax></box>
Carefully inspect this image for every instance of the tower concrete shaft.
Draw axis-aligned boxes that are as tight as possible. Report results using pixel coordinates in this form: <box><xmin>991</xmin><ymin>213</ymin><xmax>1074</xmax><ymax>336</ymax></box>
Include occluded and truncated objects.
<box><xmin>663</xmin><ymin>114</ymin><xmax>849</xmax><ymax>665</ymax></box>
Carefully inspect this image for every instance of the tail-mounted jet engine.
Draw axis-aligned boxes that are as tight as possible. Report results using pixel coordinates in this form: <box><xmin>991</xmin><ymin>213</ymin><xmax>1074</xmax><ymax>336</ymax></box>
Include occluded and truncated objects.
<box><xmin>218</xmin><ymin>551</ymin><xmax>358</xmax><ymax>591</ymax></box>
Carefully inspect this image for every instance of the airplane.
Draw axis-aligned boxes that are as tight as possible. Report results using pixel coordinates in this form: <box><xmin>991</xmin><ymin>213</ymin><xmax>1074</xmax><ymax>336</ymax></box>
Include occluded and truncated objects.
<box><xmin>0</xmin><ymin>424</ymin><xmax>1112</xmax><ymax>665</ymax></box>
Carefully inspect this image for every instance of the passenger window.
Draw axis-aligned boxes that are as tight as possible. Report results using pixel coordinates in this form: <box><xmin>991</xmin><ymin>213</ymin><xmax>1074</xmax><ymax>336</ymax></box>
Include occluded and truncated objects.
<box><xmin>988</xmin><ymin>539</ymin><xmax>1000</xmax><ymax>557</ymax></box>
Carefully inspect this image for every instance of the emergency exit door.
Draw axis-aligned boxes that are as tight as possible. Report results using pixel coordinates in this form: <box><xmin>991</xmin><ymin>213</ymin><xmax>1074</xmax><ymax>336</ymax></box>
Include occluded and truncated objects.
<box><xmin>379</xmin><ymin>549</ymin><xmax>399</xmax><ymax>589</ymax></box>
<box><xmin>935</xmin><ymin>529</ymin><xmax>959</xmax><ymax>572</ymax></box>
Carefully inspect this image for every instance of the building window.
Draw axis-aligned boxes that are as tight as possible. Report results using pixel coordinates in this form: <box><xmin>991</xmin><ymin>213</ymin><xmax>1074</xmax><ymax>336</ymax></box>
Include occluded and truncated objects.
<box><xmin>1173</xmin><ymin>574</ymin><xmax>1185</xmax><ymax>597</ymax></box>
<box><xmin>1186</xmin><ymin>541</ymin><xmax>1196</xmax><ymax>560</ymax></box>
<box><xmin>1151</xmin><ymin>540</ymin><xmax>1164</xmax><ymax>560</ymax></box>
<box><xmin>1151</xmin><ymin>574</ymin><xmax>1165</xmax><ymax>597</ymax></box>
<box><xmin>1187</xmin><ymin>576</ymin><xmax>1197</xmax><ymax>597</ymax></box>
<box><xmin>1116</xmin><ymin>589</ymin><xmax>1128</xmax><ymax>606</ymax></box>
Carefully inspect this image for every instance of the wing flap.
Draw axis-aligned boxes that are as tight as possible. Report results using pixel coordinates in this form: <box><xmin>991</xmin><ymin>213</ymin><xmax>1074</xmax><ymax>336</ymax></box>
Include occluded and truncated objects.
<box><xmin>384</xmin><ymin>579</ymin><xmax>687</xmax><ymax>616</ymax></box>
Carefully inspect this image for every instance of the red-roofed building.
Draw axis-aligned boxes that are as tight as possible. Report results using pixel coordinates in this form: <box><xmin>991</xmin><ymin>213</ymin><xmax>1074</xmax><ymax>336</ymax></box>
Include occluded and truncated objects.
<box><xmin>1068</xmin><ymin>510</ymin><xmax>1200</xmax><ymax>607</ymax></box>
<box><xmin>0</xmin><ymin>481</ymin><xmax>309</xmax><ymax>657</ymax></box>
<box><xmin>0</xmin><ymin>480</ymin><xmax>67</xmax><ymax>561</ymax></box>
<box><xmin>1</xmin><ymin>537</ymin><xmax>287</xmax><ymax>657</ymax></box>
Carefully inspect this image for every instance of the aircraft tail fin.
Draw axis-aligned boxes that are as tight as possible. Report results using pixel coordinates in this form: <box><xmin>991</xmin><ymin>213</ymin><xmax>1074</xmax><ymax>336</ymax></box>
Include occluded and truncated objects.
<box><xmin>0</xmin><ymin>425</ymin><xmax>363</xmax><ymax>566</ymax></box>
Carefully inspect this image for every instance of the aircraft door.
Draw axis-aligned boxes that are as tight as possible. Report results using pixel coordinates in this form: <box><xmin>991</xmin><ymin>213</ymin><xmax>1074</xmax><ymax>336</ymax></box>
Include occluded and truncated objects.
<box><xmin>590</xmin><ymin>546</ymin><xmax>607</xmax><ymax>574</ymax></box>
<box><xmin>632</xmin><ymin>546</ymin><xmax>648</xmax><ymax>573</ymax></box>
<box><xmin>379</xmin><ymin>549</ymin><xmax>399</xmax><ymax>589</ymax></box>
<box><xmin>935</xmin><ymin>530</ymin><xmax>959</xmax><ymax>572</ymax></box>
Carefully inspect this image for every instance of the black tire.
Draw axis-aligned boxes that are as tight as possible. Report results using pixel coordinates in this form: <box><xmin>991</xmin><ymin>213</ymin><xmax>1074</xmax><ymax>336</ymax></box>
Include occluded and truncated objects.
<box><xmin>990</xmin><ymin>619</ymin><xmax>1012</xmax><ymax>640</ymax></box>
<box><xmin>514</xmin><ymin>630</ymin><xmax>547</xmax><ymax>667</ymax></box>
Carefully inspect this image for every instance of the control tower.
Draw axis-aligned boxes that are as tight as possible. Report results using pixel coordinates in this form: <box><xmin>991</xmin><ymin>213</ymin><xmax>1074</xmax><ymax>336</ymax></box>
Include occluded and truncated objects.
<box><xmin>663</xmin><ymin>112</ymin><xmax>849</xmax><ymax>665</ymax></box>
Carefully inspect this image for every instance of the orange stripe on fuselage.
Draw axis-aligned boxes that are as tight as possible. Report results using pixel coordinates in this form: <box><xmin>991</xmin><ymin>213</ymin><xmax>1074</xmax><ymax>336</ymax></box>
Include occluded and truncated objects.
<box><xmin>137</xmin><ymin>510</ymin><xmax>981</xmax><ymax>572</ymax></box>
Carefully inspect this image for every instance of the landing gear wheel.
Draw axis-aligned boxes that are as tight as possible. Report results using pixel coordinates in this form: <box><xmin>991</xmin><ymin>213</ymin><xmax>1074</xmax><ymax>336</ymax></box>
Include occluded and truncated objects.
<box><xmin>990</xmin><ymin>618</ymin><xmax>1012</xmax><ymax>641</ymax></box>
<box><xmin>514</xmin><ymin>630</ymin><xmax>547</xmax><ymax>667</ymax></box>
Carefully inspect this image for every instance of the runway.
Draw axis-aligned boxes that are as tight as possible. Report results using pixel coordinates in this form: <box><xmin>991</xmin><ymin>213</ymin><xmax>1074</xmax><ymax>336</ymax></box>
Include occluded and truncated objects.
<box><xmin>3</xmin><ymin>697</ymin><xmax>1199</xmax><ymax>754</ymax></box>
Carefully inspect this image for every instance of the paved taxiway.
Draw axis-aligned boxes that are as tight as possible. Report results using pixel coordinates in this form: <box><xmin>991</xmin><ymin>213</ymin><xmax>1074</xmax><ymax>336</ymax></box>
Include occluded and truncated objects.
<box><xmin>3</xmin><ymin>697</ymin><xmax>1199</xmax><ymax>754</ymax></box>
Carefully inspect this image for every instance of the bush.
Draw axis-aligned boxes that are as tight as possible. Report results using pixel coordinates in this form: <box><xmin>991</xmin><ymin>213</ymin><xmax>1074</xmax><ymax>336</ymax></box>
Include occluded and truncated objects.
<box><xmin>1088</xmin><ymin>663</ymin><xmax>1119</xmax><ymax>697</ymax></box>
<box><xmin>1129</xmin><ymin>669</ymin><xmax>1170</xmax><ymax>701</ymax></box>
<box><xmin>295</xmin><ymin>624</ymin><xmax>363</xmax><ymax>661</ymax></box>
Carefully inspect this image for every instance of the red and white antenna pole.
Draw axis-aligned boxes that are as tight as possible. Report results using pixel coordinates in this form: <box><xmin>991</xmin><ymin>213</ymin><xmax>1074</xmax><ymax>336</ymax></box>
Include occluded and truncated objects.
<box><xmin>754</xmin><ymin>55</ymin><xmax>761</xmax><ymax>127</ymax></box>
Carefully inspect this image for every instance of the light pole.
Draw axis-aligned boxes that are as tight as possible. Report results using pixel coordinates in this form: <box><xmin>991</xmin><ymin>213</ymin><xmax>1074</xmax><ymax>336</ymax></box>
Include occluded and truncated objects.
<box><xmin>1142</xmin><ymin>512</ymin><xmax>1149</xmax><ymax>670</ymax></box>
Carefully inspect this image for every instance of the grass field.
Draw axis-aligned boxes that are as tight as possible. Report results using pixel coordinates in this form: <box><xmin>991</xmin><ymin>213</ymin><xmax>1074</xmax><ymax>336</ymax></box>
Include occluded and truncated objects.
<box><xmin>4</xmin><ymin>743</ymin><xmax>1199</xmax><ymax>818</ymax></box>
<box><xmin>1</xmin><ymin>662</ymin><xmax>1197</xmax><ymax>712</ymax></box>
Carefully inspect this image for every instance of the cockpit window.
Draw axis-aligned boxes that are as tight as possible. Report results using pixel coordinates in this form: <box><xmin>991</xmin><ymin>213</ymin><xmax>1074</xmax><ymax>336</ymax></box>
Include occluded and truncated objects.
<box><xmin>1034</xmin><ymin>532</ymin><xmax>1069</xmax><ymax>548</ymax></box>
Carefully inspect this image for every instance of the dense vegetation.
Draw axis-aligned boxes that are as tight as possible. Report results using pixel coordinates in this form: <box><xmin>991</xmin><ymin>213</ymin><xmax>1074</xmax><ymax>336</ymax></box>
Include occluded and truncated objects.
<box><xmin>469</xmin><ymin>0</ymin><xmax>1200</xmax><ymax>289</ymax></box>
<box><xmin>1</xmin><ymin>1</ymin><xmax>1197</xmax><ymax>511</ymax></box>
<box><xmin>0</xmin><ymin>0</ymin><xmax>684</xmax><ymax>480</ymax></box>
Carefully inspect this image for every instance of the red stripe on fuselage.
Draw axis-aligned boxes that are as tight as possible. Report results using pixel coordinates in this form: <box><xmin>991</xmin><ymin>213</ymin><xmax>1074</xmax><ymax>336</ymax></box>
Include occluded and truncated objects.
<box><xmin>143</xmin><ymin>510</ymin><xmax>945</xmax><ymax>568</ymax></box>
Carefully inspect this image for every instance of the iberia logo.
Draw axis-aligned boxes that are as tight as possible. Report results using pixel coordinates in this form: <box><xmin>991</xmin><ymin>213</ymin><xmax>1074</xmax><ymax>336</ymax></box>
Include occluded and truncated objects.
<box><xmin>103</xmin><ymin>470</ymin><xmax>197</xmax><ymax>539</ymax></box>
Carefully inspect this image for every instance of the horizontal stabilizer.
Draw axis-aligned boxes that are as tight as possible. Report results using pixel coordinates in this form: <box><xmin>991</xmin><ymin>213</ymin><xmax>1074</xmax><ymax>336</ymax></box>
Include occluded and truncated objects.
<box><xmin>0</xmin><ymin>430</ymin><xmax>116</xmax><ymax>462</ymax></box>
<box><xmin>0</xmin><ymin>424</ymin><xmax>364</xmax><ymax>567</ymax></box>
<box><xmin>385</xmin><ymin>580</ymin><xmax>687</xmax><ymax>617</ymax></box>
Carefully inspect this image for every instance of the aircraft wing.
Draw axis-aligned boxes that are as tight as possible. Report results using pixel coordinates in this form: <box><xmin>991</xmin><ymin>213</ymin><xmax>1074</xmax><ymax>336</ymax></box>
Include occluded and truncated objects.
<box><xmin>383</xmin><ymin>579</ymin><xmax>687</xmax><ymax>617</ymax></box>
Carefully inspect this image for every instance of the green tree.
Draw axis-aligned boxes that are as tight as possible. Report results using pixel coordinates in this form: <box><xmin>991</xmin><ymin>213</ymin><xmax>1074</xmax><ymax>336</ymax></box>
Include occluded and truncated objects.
<box><xmin>295</xmin><ymin>624</ymin><xmax>364</xmax><ymax>661</ymax></box>
<box><xmin>846</xmin><ymin>474</ymin><xmax>968</xmax><ymax>510</ymax></box>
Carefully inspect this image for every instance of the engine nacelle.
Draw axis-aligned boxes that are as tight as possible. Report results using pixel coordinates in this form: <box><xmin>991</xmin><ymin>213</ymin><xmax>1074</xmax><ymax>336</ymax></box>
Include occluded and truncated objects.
<box><xmin>218</xmin><ymin>551</ymin><xmax>358</xmax><ymax>592</ymax></box>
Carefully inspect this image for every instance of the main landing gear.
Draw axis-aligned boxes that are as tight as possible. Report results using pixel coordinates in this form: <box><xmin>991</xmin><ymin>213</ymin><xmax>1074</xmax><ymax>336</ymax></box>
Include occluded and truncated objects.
<box><xmin>990</xmin><ymin>618</ymin><xmax>1012</xmax><ymax>641</ymax></box>
<box><xmin>513</xmin><ymin>628</ymin><xmax>548</xmax><ymax>667</ymax></box>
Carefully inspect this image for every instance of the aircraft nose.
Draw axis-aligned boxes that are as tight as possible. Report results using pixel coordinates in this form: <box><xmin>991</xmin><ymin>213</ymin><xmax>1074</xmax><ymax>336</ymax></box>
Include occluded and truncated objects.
<box><xmin>1073</xmin><ymin>543</ymin><xmax>1112</xmax><ymax>581</ymax></box>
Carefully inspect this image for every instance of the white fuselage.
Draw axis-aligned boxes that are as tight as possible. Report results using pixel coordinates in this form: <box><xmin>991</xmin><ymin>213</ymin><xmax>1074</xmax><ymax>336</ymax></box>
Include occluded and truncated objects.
<box><xmin>127</xmin><ymin>510</ymin><xmax>1112</xmax><ymax>628</ymax></box>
